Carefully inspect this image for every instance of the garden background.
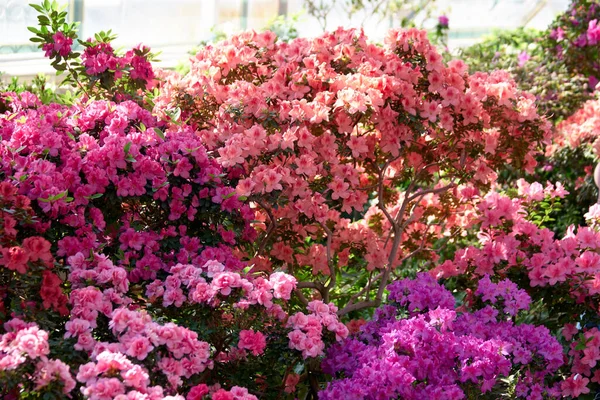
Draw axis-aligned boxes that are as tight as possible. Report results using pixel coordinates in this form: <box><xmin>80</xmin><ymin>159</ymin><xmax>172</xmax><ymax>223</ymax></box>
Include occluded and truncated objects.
<box><xmin>2</xmin><ymin>0</ymin><xmax>600</xmax><ymax>399</ymax></box>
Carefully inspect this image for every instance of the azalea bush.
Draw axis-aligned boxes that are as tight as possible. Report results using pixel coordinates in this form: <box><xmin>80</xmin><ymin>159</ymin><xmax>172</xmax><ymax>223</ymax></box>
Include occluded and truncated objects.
<box><xmin>321</xmin><ymin>273</ymin><xmax>564</xmax><ymax>399</ymax></box>
<box><xmin>460</xmin><ymin>0</ymin><xmax>600</xmax><ymax>235</ymax></box>
<box><xmin>156</xmin><ymin>24</ymin><xmax>549</xmax><ymax>321</ymax></box>
<box><xmin>3</xmin><ymin>1</ymin><xmax>600</xmax><ymax>399</ymax></box>
<box><xmin>546</xmin><ymin>0</ymin><xmax>600</xmax><ymax>90</ymax></box>
<box><xmin>430</xmin><ymin>181</ymin><xmax>600</xmax><ymax>398</ymax></box>
<box><xmin>459</xmin><ymin>27</ymin><xmax>592</xmax><ymax>121</ymax></box>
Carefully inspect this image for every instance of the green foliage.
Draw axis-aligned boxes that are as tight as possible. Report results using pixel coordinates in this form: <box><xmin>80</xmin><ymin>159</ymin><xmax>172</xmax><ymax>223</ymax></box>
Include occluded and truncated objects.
<box><xmin>460</xmin><ymin>1</ymin><xmax>600</xmax><ymax>242</ymax></box>
<box><xmin>537</xmin><ymin>146</ymin><xmax>598</xmax><ymax>233</ymax></box>
<box><xmin>0</xmin><ymin>73</ymin><xmax>73</xmax><ymax>106</ymax></box>
<box><xmin>264</xmin><ymin>13</ymin><xmax>301</xmax><ymax>43</ymax></box>
<box><xmin>27</xmin><ymin>1</ymin><xmax>158</xmax><ymax>105</ymax></box>
<box><xmin>460</xmin><ymin>27</ymin><xmax>593</xmax><ymax>122</ymax></box>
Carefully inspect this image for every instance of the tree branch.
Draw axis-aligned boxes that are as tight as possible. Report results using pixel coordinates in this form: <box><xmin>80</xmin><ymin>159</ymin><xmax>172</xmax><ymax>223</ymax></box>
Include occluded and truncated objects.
<box><xmin>253</xmin><ymin>199</ymin><xmax>277</xmax><ymax>258</ymax></box>
<box><xmin>318</xmin><ymin>222</ymin><xmax>336</xmax><ymax>299</ymax></box>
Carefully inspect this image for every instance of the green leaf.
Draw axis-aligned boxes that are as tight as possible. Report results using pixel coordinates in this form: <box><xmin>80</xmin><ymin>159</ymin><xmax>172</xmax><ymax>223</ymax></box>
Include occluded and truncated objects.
<box><xmin>37</xmin><ymin>15</ymin><xmax>50</xmax><ymax>25</ymax></box>
<box><xmin>124</xmin><ymin>142</ymin><xmax>132</xmax><ymax>154</ymax></box>
<box><xmin>29</xmin><ymin>3</ymin><xmax>44</xmax><ymax>13</ymax></box>
<box><xmin>27</xmin><ymin>26</ymin><xmax>41</xmax><ymax>34</ymax></box>
<box><xmin>139</xmin><ymin>122</ymin><xmax>146</xmax><ymax>132</ymax></box>
<box><xmin>166</xmin><ymin>107</ymin><xmax>181</xmax><ymax>122</ymax></box>
<box><xmin>53</xmin><ymin>190</ymin><xmax>68</xmax><ymax>201</ymax></box>
<box><xmin>153</xmin><ymin>127</ymin><xmax>165</xmax><ymax>140</ymax></box>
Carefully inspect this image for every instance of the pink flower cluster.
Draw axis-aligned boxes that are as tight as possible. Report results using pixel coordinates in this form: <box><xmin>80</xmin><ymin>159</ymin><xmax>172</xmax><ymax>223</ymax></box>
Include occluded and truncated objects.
<box><xmin>81</xmin><ymin>41</ymin><xmax>155</xmax><ymax>87</ymax></box>
<box><xmin>0</xmin><ymin>319</ymin><xmax>75</xmax><ymax>394</ymax></box>
<box><xmin>430</xmin><ymin>186</ymin><xmax>600</xmax><ymax>397</ymax></box>
<box><xmin>69</xmin><ymin>305</ymin><xmax>213</xmax><ymax>390</ymax></box>
<box><xmin>238</xmin><ymin>330</ymin><xmax>266</xmax><ymax>356</ymax></box>
<box><xmin>287</xmin><ymin>300</ymin><xmax>349</xmax><ymax>358</ymax></box>
<box><xmin>187</xmin><ymin>384</ymin><xmax>257</xmax><ymax>400</ymax></box>
<box><xmin>42</xmin><ymin>31</ymin><xmax>73</xmax><ymax>58</ymax></box>
<box><xmin>476</xmin><ymin>275</ymin><xmax>531</xmax><ymax>316</ymax></box>
<box><xmin>0</xmin><ymin>319</ymin><xmax>50</xmax><ymax>369</ymax></box>
<box><xmin>78</xmin><ymin>350</ymin><xmax>182</xmax><ymax>399</ymax></box>
<box><xmin>551</xmin><ymin>98</ymin><xmax>600</xmax><ymax>156</ymax></box>
<box><xmin>145</xmin><ymin>262</ymin><xmax>295</xmax><ymax>319</ymax></box>
<box><xmin>0</xmin><ymin>181</ymin><xmax>68</xmax><ymax>316</ymax></box>
<box><xmin>387</xmin><ymin>272</ymin><xmax>455</xmax><ymax>313</ymax></box>
<box><xmin>431</xmin><ymin>186</ymin><xmax>600</xmax><ymax>297</ymax></box>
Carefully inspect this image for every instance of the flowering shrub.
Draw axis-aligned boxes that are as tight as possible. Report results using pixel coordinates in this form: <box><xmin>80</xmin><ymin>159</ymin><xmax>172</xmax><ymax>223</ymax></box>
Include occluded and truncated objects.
<box><xmin>425</xmin><ymin>182</ymin><xmax>600</xmax><ymax>397</ymax></box>
<box><xmin>459</xmin><ymin>27</ymin><xmax>592</xmax><ymax>122</ymax></box>
<box><xmin>28</xmin><ymin>1</ymin><xmax>156</xmax><ymax>104</ymax></box>
<box><xmin>546</xmin><ymin>0</ymin><xmax>600</xmax><ymax>90</ymax></box>
<box><xmin>552</xmin><ymin>98</ymin><xmax>600</xmax><ymax>155</ymax></box>
<box><xmin>459</xmin><ymin>0</ymin><xmax>600</xmax><ymax>234</ymax></box>
<box><xmin>156</xmin><ymin>24</ymin><xmax>550</xmax><ymax>319</ymax></box>
<box><xmin>545</xmin><ymin>98</ymin><xmax>600</xmax><ymax>225</ymax></box>
<box><xmin>0</xmin><ymin>73</ymin><xmax>347</xmax><ymax>400</ymax></box>
<box><xmin>321</xmin><ymin>273</ymin><xmax>563</xmax><ymax>399</ymax></box>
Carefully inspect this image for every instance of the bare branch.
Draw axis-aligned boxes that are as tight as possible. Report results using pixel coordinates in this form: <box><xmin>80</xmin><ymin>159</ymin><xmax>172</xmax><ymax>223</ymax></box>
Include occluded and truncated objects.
<box><xmin>253</xmin><ymin>200</ymin><xmax>277</xmax><ymax>258</ymax></box>
<box><xmin>339</xmin><ymin>271</ymin><xmax>383</xmax><ymax>314</ymax></box>
<box><xmin>318</xmin><ymin>222</ymin><xmax>336</xmax><ymax>297</ymax></box>
<box><xmin>297</xmin><ymin>281</ymin><xmax>326</xmax><ymax>293</ymax></box>
<box><xmin>377</xmin><ymin>161</ymin><xmax>402</xmax><ymax>233</ymax></box>
<box><xmin>294</xmin><ymin>288</ymin><xmax>309</xmax><ymax>306</ymax></box>
<box><xmin>338</xmin><ymin>165</ymin><xmax>415</xmax><ymax>316</ymax></box>
<box><xmin>338</xmin><ymin>299</ymin><xmax>379</xmax><ymax>315</ymax></box>
<box><xmin>405</xmin><ymin>182</ymin><xmax>456</xmax><ymax>203</ymax></box>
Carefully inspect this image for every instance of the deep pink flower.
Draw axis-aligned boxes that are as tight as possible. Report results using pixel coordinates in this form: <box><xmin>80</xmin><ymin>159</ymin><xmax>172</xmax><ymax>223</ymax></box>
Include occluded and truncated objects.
<box><xmin>238</xmin><ymin>330</ymin><xmax>267</xmax><ymax>356</ymax></box>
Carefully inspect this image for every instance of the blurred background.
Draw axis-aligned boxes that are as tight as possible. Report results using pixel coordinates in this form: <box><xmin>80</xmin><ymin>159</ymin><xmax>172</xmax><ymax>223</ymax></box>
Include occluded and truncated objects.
<box><xmin>0</xmin><ymin>0</ymin><xmax>571</xmax><ymax>78</ymax></box>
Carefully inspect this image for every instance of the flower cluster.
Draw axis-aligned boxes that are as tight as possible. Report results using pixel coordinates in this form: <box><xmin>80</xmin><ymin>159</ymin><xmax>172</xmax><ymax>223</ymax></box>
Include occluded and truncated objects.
<box><xmin>81</xmin><ymin>39</ymin><xmax>155</xmax><ymax>89</ymax></box>
<box><xmin>42</xmin><ymin>31</ymin><xmax>73</xmax><ymax>58</ymax></box>
<box><xmin>29</xmin><ymin>2</ymin><xmax>156</xmax><ymax>103</ymax></box>
<box><xmin>0</xmin><ymin>319</ymin><xmax>75</xmax><ymax>396</ymax></box>
<box><xmin>551</xmin><ymin>98</ymin><xmax>600</xmax><ymax>156</ymax></box>
<box><xmin>547</xmin><ymin>0</ymin><xmax>600</xmax><ymax>87</ymax></box>
<box><xmin>321</xmin><ymin>275</ymin><xmax>563</xmax><ymax>399</ymax></box>
<box><xmin>287</xmin><ymin>300</ymin><xmax>349</xmax><ymax>358</ymax></box>
<box><xmin>387</xmin><ymin>272</ymin><xmax>455</xmax><ymax>313</ymax></box>
<box><xmin>430</xmin><ymin>185</ymin><xmax>600</xmax><ymax>397</ymax></box>
<box><xmin>0</xmin><ymin>181</ymin><xmax>68</xmax><ymax>318</ymax></box>
<box><xmin>475</xmin><ymin>275</ymin><xmax>531</xmax><ymax>316</ymax></box>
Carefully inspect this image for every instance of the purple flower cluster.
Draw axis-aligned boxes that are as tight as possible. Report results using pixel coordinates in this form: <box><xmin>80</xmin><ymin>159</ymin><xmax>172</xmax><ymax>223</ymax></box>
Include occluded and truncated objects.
<box><xmin>320</xmin><ymin>275</ymin><xmax>564</xmax><ymax>400</ymax></box>
<box><xmin>476</xmin><ymin>274</ymin><xmax>531</xmax><ymax>316</ymax></box>
<box><xmin>387</xmin><ymin>272</ymin><xmax>455</xmax><ymax>313</ymax></box>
